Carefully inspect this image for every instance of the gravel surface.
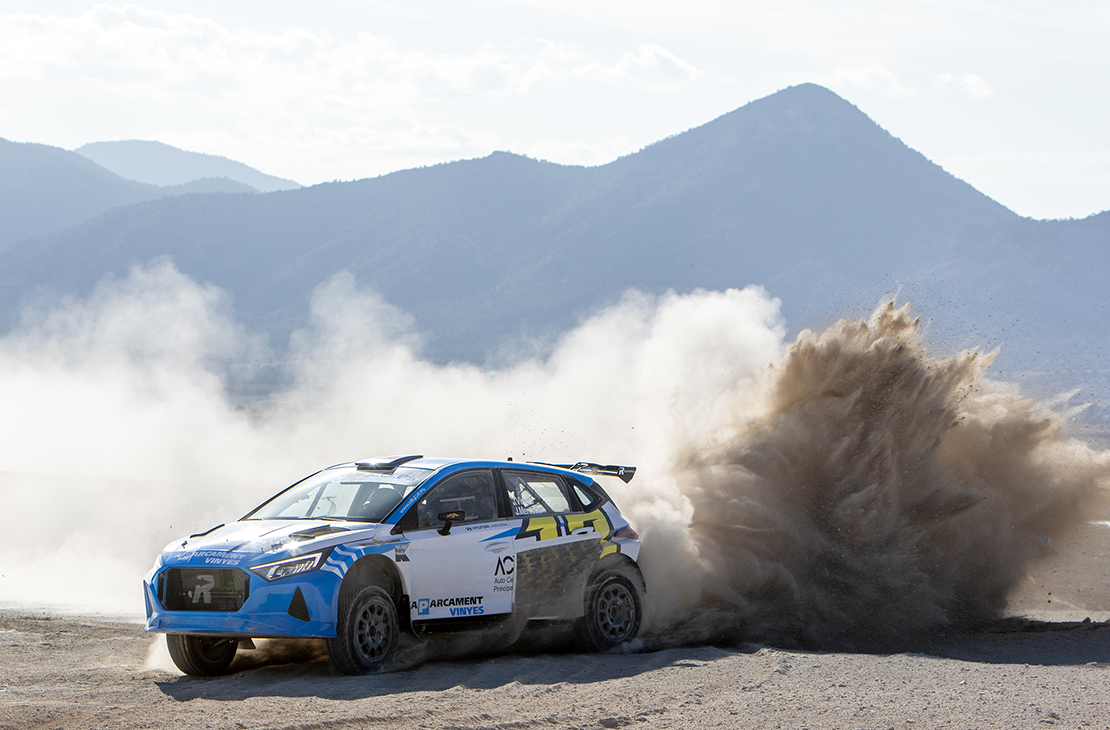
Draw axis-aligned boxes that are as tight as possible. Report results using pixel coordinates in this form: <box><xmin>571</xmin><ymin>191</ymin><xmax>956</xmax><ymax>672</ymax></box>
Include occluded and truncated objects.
<box><xmin>4</xmin><ymin>521</ymin><xmax>1109</xmax><ymax>730</ymax></box>
<box><xmin>3</xmin><ymin>609</ymin><xmax>1109</xmax><ymax>730</ymax></box>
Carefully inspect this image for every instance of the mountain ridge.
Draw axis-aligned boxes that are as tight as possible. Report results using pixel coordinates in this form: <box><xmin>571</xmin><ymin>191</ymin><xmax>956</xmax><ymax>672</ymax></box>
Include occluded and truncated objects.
<box><xmin>75</xmin><ymin>140</ymin><xmax>301</xmax><ymax>192</ymax></box>
<box><xmin>0</xmin><ymin>137</ymin><xmax>167</xmax><ymax>252</ymax></box>
<box><xmin>0</xmin><ymin>84</ymin><xmax>1104</xmax><ymax>411</ymax></box>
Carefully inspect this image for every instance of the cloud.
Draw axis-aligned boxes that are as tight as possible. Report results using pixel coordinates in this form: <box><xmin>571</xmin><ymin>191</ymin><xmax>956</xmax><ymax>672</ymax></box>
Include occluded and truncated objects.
<box><xmin>960</xmin><ymin>74</ymin><xmax>993</xmax><ymax>98</ymax></box>
<box><xmin>934</xmin><ymin>73</ymin><xmax>994</xmax><ymax>98</ymax></box>
<box><xmin>579</xmin><ymin>43</ymin><xmax>705</xmax><ymax>93</ymax></box>
<box><xmin>0</xmin><ymin>6</ymin><xmax>701</xmax><ymax>181</ymax></box>
<box><xmin>827</xmin><ymin>67</ymin><xmax>915</xmax><ymax>98</ymax></box>
<box><xmin>0</xmin><ymin>7</ymin><xmax>701</xmax><ymax>106</ymax></box>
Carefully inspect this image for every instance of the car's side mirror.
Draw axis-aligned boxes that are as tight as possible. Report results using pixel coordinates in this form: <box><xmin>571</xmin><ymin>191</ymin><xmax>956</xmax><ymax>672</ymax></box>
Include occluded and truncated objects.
<box><xmin>438</xmin><ymin>511</ymin><xmax>464</xmax><ymax>536</ymax></box>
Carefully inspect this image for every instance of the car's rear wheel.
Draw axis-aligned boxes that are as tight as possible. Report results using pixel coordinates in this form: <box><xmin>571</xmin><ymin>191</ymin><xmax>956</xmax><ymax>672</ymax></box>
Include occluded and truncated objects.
<box><xmin>328</xmin><ymin>585</ymin><xmax>399</xmax><ymax>674</ymax></box>
<box><xmin>166</xmin><ymin>634</ymin><xmax>239</xmax><ymax>676</ymax></box>
<box><xmin>578</xmin><ymin>568</ymin><xmax>642</xmax><ymax>651</ymax></box>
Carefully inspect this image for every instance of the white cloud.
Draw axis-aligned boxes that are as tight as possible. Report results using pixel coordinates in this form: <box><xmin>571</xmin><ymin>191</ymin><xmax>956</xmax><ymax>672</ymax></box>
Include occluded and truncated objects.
<box><xmin>827</xmin><ymin>67</ymin><xmax>915</xmax><ymax>98</ymax></box>
<box><xmin>0</xmin><ymin>6</ymin><xmax>702</xmax><ymax>181</ymax></box>
<box><xmin>581</xmin><ymin>43</ymin><xmax>705</xmax><ymax>92</ymax></box>
<box><xmin>0</xmin><ymin>7</ymin><xmax>701</xmax><ymax>106</ymax></box>
<box><xmin>0</xmin><ymin>1</ymin><xmax>1105</xmax><ymax>211</ymax></box>
<box><xmin>934</xmin><ymin>73</ymin><xmax>993</xmax><ymax>98</ymax></box>
<box><xmin>959</xmin><ymin>73</ymin><xmax>993</xmax><ymax>98</ymax></box>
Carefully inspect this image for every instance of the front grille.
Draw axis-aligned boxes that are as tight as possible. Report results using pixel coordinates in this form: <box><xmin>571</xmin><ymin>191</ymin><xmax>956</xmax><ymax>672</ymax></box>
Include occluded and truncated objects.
<box><xmin>161</xmin><ymin>568</ymin><xmax>250</xmax><ymax>612</ymax></box>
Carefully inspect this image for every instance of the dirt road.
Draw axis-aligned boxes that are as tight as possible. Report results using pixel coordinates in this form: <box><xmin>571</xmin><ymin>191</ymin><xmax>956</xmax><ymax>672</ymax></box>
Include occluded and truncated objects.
<box><xmin>3</xmin><ymin>608</ymin><xmax>1109</xmax><ymax>730</ymax></box>
<box><xmin>4</xmin><ymin>520</ymin><xmax>1110</xmax><ymax>730</ymax></box>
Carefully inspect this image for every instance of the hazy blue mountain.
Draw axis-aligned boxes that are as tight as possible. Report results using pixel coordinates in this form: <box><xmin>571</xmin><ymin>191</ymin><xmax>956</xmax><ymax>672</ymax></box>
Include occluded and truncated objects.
<box><xmin>0</xmin><ymin>137</ymin><xmax>163</xmax><ymax>251</ymax></box>
<box><xmin>1</xmin><ymin>84</ymin><xmax>1106</xmax><ymax>413</ymax></box>
<box><xmin>75</xmin><ymin>140</ymin><xmax>300</xmax><ymax>192</ymax></box>
<box><xmin>0</xmin><ymin>139</ymin><xmax>266</xmax><ymax>251</ymax></box>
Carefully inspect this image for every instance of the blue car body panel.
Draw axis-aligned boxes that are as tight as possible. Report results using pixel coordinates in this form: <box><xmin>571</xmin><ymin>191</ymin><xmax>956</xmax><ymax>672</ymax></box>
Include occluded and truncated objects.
<box><xmin>144</xmin><ymin>540</ymin><xmax>408</xmax><ymax>638</ymax></box>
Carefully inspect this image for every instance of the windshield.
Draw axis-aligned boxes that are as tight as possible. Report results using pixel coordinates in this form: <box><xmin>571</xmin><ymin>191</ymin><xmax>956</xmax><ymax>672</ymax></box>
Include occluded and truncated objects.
<box><xmin>244</xmin><ymin>466</ymin><xmax>432</xmax><ymax>522</ymax></box>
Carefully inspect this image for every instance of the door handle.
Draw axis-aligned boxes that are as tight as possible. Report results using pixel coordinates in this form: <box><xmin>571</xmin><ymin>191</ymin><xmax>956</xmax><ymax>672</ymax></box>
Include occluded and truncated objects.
<box><xmin>485</xmin><ymin>542</ymin><xmax>510</xmax><ymax>553</ymax></box>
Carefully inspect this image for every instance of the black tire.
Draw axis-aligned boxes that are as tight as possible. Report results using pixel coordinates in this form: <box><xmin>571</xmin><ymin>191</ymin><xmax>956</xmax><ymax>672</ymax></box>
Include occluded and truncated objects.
<box><xmin>166</xmin><ymin>634</ymin><xmax>238</xmax><ymax>676</ymax></box>
<box><xmin>578</xmin><ymin>568</ymin><xmax>642</xmax><ymax>651</ymax></box>
<box><xmin>327</xmin><ymin>585</ymin><xmax>399</xmax><ymax>674</ymax></box>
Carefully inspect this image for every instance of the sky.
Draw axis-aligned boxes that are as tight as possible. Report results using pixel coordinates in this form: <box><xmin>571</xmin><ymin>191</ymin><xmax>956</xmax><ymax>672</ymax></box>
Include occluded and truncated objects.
<box><xmin>0</xmin><ymin>1</ymin><xmax>1107</xmax><ymax>219</ymax></box>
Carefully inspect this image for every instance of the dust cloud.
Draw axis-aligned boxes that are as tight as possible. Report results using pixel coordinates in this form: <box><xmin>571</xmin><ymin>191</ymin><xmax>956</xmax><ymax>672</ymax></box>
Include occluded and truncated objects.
<box><xmin>0</xmin><ymin>262</ymin><xmax>1106</xmax><ymax>651</ymax></box>
<box><xmin>0</xmin><ymin>261</ymin><xmax>781</xmax><ymax>614</ymax></box>
<box><xmin>644</xmin><ymin>303</ymin><xmax>1110</xmax><ymax>648</ymax></box>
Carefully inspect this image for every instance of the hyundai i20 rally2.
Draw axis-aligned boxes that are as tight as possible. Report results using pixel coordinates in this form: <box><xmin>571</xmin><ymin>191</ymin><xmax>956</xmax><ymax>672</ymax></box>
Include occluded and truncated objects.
<box><xmin>143</xmin><ymin>456</ymin><xmax>644</xmax><ymax>675</ymax></box>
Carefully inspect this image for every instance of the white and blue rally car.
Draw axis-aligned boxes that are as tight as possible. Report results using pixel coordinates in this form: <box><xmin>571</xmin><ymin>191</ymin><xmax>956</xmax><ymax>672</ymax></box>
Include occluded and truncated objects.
<box><xmin>144</xmin><ymin>456</ymin><xmax>644</xmax><ymax>675</ymax></box>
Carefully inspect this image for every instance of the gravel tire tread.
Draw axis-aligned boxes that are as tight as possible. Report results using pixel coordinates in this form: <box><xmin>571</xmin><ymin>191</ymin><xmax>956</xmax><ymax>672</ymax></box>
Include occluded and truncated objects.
<box><xmin>327</xmin><ymin>584</ymin><xmax>399</xmax><ymax>674</ymax></box>
<box><xmin>165</xmin><ymin>634</ymin><xmax>238</xmax><ymax>676</ymax></box>
<box><xmin>577</xmin><ymin>567</ymin><xmax>643</xmax><ymax>652</ymax></box>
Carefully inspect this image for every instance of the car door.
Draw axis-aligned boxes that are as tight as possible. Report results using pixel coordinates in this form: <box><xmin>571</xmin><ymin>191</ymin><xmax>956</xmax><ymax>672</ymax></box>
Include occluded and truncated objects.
<box><xmin>398</xmin><ymin>469</ymin><xmax>516</xmax><ymax>622</ymax></box>
<box><xmin>501</xmin><ymin>469</ymin><xmax>610</xmax><ymax>619</ymax></box>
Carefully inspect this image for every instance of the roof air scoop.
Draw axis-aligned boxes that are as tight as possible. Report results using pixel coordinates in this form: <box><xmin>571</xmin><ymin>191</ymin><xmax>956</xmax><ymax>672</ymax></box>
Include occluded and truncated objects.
<box><xmin>355</xmin><ymin>455</ymin><xmax>424</xmax><ymax>471</ymax></box>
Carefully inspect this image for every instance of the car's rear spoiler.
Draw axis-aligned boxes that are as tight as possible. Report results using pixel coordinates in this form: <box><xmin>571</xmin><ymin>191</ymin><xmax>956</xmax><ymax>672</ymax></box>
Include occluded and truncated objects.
<box><xmin>532</xmin><ymin>462</ymin><xmax>636</xmax><ymax>483</ymax></box>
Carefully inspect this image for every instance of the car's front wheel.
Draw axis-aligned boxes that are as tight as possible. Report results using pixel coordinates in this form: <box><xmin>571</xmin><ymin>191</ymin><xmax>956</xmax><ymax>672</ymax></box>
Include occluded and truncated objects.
<box><xmin>327</xmin><ymin>585</ymin><xmax>399</xmax><ymax>674</ymax></box>
<box><xmin>166</xmin><ymin>634</ymin><xmax>239</xmax><ymax>676</ymax></box>
<box><xmin>578</xmin><ymin>568</ymin><xmax>642</xmax><ymax>651</ymax></box>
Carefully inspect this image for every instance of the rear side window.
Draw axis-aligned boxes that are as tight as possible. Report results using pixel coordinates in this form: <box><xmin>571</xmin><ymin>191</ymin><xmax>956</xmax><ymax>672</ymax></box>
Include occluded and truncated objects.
<box><xmin>502</xmin><ymin>471</ymin><xmax>574</xmax><ymax>516</ymax></box>
<box><xmin>571</xmin><ymin>482</ymin><xmax>602</xmax><ymax>511</ymax></box>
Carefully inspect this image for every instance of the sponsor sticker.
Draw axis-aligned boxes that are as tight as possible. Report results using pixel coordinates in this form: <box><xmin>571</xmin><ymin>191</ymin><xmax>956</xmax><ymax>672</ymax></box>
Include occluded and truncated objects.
<box><xmin>412</xmin><ymin>596</ymin><xmax>485</xmax><ymax>617</ymax></box>
<box><xmin>203</xmin><ymin>557</ymin><xmax>242</xmax><ymax>565</ymax></box>
<box><xmin>464</xmin><ymin>521</ymin><xmax>510</xmax><ymax>532</ymax></box>
<box><xmin>494</xmin><ymin>555</ymin><xmax>515</xmax><ymax>593</ymax></box>
<box><xmin>192</xmin><ymin>550</ymin><xmax>243</xmax><ymax>566</ymax></box>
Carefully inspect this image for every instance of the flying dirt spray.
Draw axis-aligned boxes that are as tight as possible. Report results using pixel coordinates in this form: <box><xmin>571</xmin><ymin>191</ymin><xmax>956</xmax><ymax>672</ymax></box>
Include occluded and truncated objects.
<box><xmin>637</xmin><ymin>302</ymin><xmax>1110</xmax><ymax>648</ymax></box>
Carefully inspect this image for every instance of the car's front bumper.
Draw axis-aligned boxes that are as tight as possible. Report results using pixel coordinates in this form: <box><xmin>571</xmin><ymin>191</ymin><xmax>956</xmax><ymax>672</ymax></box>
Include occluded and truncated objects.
<box><xmin>143</xmin><ymin>566</ymin><xmax>342</xmax><ymax>638</ymax></box>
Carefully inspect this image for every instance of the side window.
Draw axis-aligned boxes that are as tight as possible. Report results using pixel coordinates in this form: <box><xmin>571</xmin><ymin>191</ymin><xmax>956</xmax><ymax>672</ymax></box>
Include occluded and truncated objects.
<box><xmin>502</xmin><ymin>471</ymin><xmax>573</xmax><ymax>516</ymax></box>
<box><xmin>416</xmin><ymin>470</ymin><xmax>498</xmax><ymax>529</ymax></box>
<box><xmin>571</xmin><ymin>483</ymin><xmax>601</xmax><ymax>511</ymax></box>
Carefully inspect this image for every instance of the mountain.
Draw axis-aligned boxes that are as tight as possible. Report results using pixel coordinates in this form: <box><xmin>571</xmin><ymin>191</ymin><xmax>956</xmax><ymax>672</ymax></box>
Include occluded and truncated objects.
<box><xmin>0</xmin><ymin>84</ymin><xmax>1105</xmax><ymax>412</ymax></box>
<box><xmin>0</xmin><ymin>138</ymin><xmax>268</xmax><ymax>252</ymax></box>
<box><xmin>75</xmin><ymin>140</ymin><xmax>300</xmax><ymax>192</ymax></box>
<box><xmin>0</xmin><ymin>137</ymin><xmax>165</xmax><ymax>251</ymax></box>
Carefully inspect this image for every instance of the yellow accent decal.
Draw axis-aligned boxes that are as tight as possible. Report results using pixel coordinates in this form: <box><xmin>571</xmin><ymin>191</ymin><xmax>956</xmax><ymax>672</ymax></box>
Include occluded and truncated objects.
<box><xmin>518</xmin><ymin>516</ymin><xmax>560</xmax><ymax>542</ymax></box>
<box><xmin>565</xmin><ymin>508</ymin><xmax>612</xmax><ymax>539</ymax></box>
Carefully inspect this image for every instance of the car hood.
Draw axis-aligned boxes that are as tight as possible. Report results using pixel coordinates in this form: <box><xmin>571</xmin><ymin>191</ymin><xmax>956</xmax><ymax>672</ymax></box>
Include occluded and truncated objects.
<box><xmin>160</xmin><ymin>520</ymin><xmax>381</xmax><ymax>567</ymax></box>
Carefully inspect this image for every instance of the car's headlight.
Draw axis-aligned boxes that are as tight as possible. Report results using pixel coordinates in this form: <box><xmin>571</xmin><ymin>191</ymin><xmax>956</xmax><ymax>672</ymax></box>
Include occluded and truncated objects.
<box><xmin>249</xmin><ymin>549</ymin><xmax>331</xmax><ymax>582</ymax></box>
